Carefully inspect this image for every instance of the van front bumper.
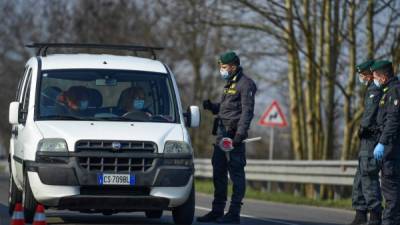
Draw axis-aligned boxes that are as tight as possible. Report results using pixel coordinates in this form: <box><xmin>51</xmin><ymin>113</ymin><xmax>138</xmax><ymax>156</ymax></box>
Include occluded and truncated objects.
<box><xmin>25</xmin><ymin>151</ymin><xmax>194</xmax><ymax>208</ymax></box>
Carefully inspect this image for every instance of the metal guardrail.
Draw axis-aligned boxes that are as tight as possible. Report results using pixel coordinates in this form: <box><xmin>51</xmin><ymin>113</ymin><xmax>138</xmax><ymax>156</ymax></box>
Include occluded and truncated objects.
<box><xmin>0</xmin><ymin>158</ymin><xmax>358</xmax><ymax>186</ymax></box>
<box><xmin>194</xmin><ymin>159</ymin><xmax>358</xmax><ymax>186</ymax></box>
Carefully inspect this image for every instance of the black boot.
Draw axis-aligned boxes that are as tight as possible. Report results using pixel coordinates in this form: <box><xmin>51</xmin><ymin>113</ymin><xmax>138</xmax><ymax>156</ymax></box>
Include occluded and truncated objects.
<box><xmin>216</xmin><ymin>212</ymin><xmax>240</xmax><ymax>224</ymax></box>
<box><xmin>348</xmin><ymin>210</ymin><xmax>367</xmax><ymax>225</ymax></box>
<box><xmin>197</xmin><ymin>210</ymin><xmax>224</xmax><ymax>223</ymax></box>
<box><xmin>367</xmin><ymin>210</ymin><xmax>381</xmax><ymax>225</ymax></box>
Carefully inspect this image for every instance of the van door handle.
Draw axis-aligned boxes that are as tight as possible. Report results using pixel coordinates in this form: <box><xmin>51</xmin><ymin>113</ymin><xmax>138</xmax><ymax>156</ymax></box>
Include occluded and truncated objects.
<box><xmin>11</xmin><ymin>127</ymin><xmax>18</xmax><ymax>137</ymax></box>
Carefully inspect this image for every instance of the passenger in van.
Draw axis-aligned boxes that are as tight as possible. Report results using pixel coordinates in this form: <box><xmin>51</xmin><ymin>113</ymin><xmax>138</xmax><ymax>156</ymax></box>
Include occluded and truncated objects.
<box><xmin>119</xmin><ymin>86</ymin><xmax>152</xmax><ymax>116</ymax></box>
<box><xmin>57</xmin><ymin>86</ymin><xmax>90</xmax><ymax>115</ymax></box>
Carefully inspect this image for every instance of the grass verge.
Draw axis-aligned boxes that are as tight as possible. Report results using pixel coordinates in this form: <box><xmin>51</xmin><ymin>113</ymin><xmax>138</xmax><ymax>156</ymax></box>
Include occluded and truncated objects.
<box><xmin>195</xmin><ymin>179</ymin><xmax>352</xmax><ymax>210</ymax></box>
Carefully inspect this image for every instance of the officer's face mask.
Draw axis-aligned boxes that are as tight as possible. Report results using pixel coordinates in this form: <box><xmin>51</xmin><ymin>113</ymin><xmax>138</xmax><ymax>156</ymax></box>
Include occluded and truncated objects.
<box><xmin>373</xmin><ymin>79</ymin><xmax>381</xmax><ymax>88</ymax></box>
<box><xmin>373</xmin><ymin>71</ymin><xmax>389</xmax><ymax>88</ymax></box>
<box><xmin>133</xmin><ymin>99</ymin><xmax>145</xmax><ymax>110</ymax></box>
<box><xmin>358</xmin><ymin>76</ymin><xmax>369</xmax><ymax>86</ymax></box>
<box><xmin>220</xmin><ymin>69</ymin><xmax>230</xmax><ymax>80</ymax></box>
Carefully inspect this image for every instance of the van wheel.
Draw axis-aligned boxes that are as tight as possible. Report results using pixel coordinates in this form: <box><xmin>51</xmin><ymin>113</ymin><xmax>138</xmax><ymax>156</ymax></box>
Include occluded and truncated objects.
<box><xmin>145</xmin><ymin>210</ymin><xmax>163</xmax><ymax>219</ymax></box>
<box><xmin>8</xmin><ymin>165</ymin><xmax>22</xmax><ymax>216</ymax></box>
<box><xmin>172</xmin><ymin>182</ymin><xmax>194</xmax><ymax>225</ymax></box>
<box><xmin>22</xmin><ymin>172</ymin><xmax>38</xmax><ymax>223</ymax></box>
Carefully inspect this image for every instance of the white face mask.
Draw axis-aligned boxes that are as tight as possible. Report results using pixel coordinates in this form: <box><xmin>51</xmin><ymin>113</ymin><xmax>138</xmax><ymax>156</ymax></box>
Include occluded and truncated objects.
<box><xmin>358</xmin><ymin>76</ymin><xmax>368</xmax><ymax>86</ymax></box>
<box><xmin>373</xmin><ymin>79</ymin><xmax>381</xmax><ymax>88</ymax></box>
<box><xmin>220</xmin><ymin>69</ymin><xmax>230</xmax><ymax>80</ymax></box>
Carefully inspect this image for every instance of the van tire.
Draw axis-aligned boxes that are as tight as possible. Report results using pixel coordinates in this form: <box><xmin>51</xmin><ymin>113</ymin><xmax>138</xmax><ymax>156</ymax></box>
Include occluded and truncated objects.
<box><xmin>23</xmin><ymin>171</ymin><xmax>38</xmax><ymax>223</ymax></box>
<box><xmin>172</xmin><ymin>182</ymin><xmax>194</xmax><ymax>225</ymax></box>
<box><xmin>8</xmin><ymin>164</ymin><xmax>22</xmax><ymax>216</ymax></box>
<box><xmin>145</xmin><ymin>210</ymin><xmax>163</xmax><ymax>219</ymax></box>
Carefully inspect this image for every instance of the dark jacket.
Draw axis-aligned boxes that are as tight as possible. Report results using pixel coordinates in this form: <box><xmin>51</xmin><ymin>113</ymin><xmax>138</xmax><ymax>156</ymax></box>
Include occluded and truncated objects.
<box><xmin>376</xmin><ymin>77</ymin><xmax>400</xmax><ymax>160</ymax></box>
<box><xmin>210</xmin><ymin>67</ymin><xmax>257</xmax><ymax>136</ymax></box>
<box><xmin>359</xmin><ymin>83</ymin><xmax>383</xmax><ymax>139</ymax></box>
<box><xmin>360</xmin><ymin>83</ymin><xmax>383</xmax><ymax>131</ymax></box>
<box><xmin>358</xmin><ymin>83</ymin><xmax>383</xmax><ymax>157</ymax></box>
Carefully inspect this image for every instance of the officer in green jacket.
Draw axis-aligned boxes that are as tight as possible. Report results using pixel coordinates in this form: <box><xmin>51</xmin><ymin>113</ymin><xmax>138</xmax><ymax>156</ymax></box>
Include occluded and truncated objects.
<box><xmin>349</xmin><ymin>60</ymin><xmax>383</xmax><ymax>225</ymax></box>
<box><xmin>198</xmin><ymin>51</ymin><xmax>257</xmax><ymax>224</ymax></box>
<box><xmin>371</xmin><ymin>60</ymin><xmax>400</xmax><ymax>225</ymax></box>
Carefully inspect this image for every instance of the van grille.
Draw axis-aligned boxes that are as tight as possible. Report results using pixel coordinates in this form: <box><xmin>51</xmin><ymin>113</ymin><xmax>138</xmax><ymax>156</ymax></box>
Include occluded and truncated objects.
<box><xmin>76</xmin><ymin>140</ymin><xmax>157</xmax><ymax>172</ymax></box>
<box><xmin>76</xmin><ymin>140</ymin><xmax>157</xmax><ymax>153</ymax></box>
<box><xmin>78</xmin><ymin>156</ymin><xmax>155</xmax><ymax>172</ymax></box>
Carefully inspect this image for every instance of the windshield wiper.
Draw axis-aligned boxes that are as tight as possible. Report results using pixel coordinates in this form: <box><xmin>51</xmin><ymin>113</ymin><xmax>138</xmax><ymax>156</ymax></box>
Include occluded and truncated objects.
<box><xmin>40</xmin><ymin>115</ymin><xmax>83</xmax><ymax>120</ymax></box>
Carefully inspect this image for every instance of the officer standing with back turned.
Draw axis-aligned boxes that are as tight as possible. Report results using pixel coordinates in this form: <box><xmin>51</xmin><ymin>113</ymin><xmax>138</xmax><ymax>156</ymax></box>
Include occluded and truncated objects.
<box><xmin>349</xmin><ymin>60</ymin><xmax>383</xmax><ymax>225</ymax></box>
<box><xmin>371</xmin><ymin>60</ymin><xmax>400</xmax><ymax>225</ymax></box>
<box><xmin>197</xmin><ymin>51</ymin><xmax>257</xmax><ymax>224</ymax></box>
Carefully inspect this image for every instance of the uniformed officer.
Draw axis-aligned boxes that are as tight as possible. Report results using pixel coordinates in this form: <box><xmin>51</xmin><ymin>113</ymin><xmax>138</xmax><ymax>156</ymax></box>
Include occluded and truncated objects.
<box><xmin>197</xmin><ymin>51</ymin><xmax>257</xmax><ymax>224</ymax></box>
<box><xmin>371</xmin><ymin>60</ymin><xmax>400</xmax><ymax>225</ymax></box>
<box><xmin>349</xmin><ymin>60</ymin><xmax>383</xmax><ymax>225</ymax></box>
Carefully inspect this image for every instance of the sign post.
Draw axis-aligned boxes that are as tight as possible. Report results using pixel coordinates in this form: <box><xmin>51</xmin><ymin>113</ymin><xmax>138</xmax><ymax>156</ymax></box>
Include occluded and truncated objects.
<box><xmin>258</xmin><ymin>100</ymin><xmax>287</xmax><ymax>192</ymax></box>
<box><xmin>269</xmin><ymin>127</ymin><xmax>274</xmax><ymax>160</ymax></box>
<box><xmin>258</xmin><ymin>100</ymin><xmax>287</xmax><ymax>160</ymax></box>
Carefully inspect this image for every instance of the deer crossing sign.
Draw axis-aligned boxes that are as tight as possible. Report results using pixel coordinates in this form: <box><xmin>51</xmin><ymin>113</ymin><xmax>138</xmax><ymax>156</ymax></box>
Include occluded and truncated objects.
<box><xmin>258</xmin><ymin>100</ymin><xmax>287</xmax><ymax>128</ymax></box>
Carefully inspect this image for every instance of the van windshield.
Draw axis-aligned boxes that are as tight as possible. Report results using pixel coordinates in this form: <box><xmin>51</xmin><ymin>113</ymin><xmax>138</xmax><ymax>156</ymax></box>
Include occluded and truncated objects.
<box><xmin>37</xmin><ymin>69</ymin><xmax>179</xmax><ymax>123</ymax></box>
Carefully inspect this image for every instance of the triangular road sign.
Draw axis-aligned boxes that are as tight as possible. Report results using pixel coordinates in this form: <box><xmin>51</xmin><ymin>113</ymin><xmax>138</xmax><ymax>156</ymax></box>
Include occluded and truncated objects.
<box><xmin>258</xmin><ymin>100</ymin><xmax>287</xmax><ymax>127</ymax></box>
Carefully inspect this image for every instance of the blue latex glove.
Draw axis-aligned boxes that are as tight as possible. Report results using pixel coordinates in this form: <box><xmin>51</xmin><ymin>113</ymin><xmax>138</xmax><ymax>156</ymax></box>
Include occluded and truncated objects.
<box><xmin>373</xmin><ymin>143</ymin><xmax>384</xmax><ymax>160</ymax></box>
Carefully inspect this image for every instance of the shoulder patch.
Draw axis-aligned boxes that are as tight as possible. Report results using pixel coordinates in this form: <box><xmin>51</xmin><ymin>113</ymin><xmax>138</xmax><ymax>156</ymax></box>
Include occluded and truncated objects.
<box><xmin>380</xmin><ymin>94</ymin><xmax>386</xmax><ymax>106</ymax></box>
<box><xmin>384</xmin><ymin>87</ymin><xmax>389</xmax><ymax>93</ymax></box>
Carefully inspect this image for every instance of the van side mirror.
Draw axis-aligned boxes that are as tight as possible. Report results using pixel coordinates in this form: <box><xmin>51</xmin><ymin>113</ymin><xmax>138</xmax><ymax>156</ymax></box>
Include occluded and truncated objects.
<box><xmin>9</xmin><ymin>102</ymin><xmax>20</xmax><ymax>125</ymax></box>
<box><xmin>184</xmin><ymin>106</ymin><xmax>200</xmax><ymax>128</ymax></box>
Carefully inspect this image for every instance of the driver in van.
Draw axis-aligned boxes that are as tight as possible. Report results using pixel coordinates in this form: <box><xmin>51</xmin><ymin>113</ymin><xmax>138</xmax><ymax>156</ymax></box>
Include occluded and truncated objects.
<box><xmin>119</xmin><ymin>86</ymin><xmax>151</xmax><ymax>116</ymax></box>
<box><xmin>57</xmin><ymin>86</ymin><xmax>90</xmax><ymax>114</ymax></box>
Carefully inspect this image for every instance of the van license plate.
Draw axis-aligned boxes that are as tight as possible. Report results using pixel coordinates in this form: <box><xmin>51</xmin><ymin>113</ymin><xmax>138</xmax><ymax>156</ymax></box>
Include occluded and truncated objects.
<box><xmin>97</xmin><ymin>174</ymin><xmax>135</xmax><ymax>186</ymax></box>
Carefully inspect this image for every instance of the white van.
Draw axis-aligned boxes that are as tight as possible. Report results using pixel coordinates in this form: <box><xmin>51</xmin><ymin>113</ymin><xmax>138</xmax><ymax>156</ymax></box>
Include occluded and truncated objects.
<box><xmin>8</xmin><ymin>43</ymin><xmax>200</xmax><ymax>224</ymax></box>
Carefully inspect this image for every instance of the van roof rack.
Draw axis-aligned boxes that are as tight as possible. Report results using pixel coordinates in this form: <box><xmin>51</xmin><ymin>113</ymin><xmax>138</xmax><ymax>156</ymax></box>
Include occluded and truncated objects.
<box><xmin>26</xmin><ymin>43</ymin><xmax>164</xmax><ymax>59</ymax></box>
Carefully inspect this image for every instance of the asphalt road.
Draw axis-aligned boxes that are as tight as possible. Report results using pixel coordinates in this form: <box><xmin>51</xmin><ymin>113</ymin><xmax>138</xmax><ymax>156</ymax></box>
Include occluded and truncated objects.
<box><xmin>0</xmin><ymin>172</ymin><xmax>354</xmax><ymax>225</ymax></box>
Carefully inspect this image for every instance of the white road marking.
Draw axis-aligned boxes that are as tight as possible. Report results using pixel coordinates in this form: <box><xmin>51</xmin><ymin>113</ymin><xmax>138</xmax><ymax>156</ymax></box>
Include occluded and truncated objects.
<box><xmin>195</xmin><ymin>206</ymin><xmax>300</xmax><ymax>225</ymax></box>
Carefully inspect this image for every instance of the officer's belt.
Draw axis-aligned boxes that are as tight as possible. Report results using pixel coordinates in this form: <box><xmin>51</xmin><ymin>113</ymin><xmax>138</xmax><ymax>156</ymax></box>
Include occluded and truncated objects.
<box><xmin>220</xmin><ymin>119</ymin><xmax>239</xmax><ymax>128</ymax></box>
<box><xmin>359</xmin><ymin>150</ymin><xmax>374</xmax><ymax>157</ymax></box>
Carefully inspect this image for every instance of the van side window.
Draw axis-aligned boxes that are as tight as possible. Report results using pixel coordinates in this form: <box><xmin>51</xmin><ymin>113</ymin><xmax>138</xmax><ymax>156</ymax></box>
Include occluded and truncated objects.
<box><xmin>20</xmin><ymin>69</ymin><xmax>33</xmax><ymax>121</ymax></box>
<box><xmin>15</xmin><ymin>67</ymin><xmax>28</xmax><ymax>101</ymax></box>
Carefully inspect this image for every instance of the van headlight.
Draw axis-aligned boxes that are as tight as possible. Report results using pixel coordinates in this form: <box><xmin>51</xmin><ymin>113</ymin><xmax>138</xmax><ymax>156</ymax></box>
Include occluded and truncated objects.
<box><xmin>164</xmin><ymin>141</ymin><xmax>192</xmax><ymax>154</ymax></box>
<box><xmin>38</xmin><ymin>139</ymin><xmax>68</xmax><ymax>152</ymax></box>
